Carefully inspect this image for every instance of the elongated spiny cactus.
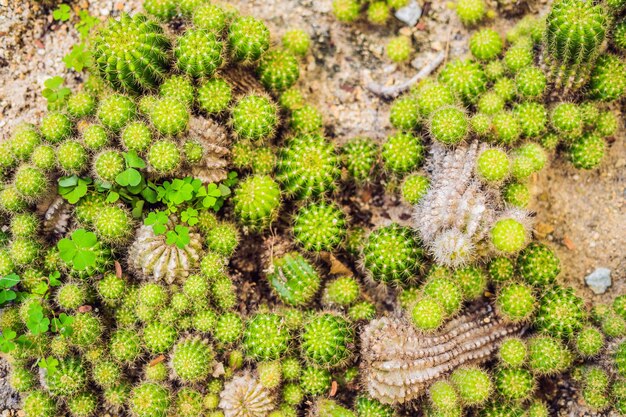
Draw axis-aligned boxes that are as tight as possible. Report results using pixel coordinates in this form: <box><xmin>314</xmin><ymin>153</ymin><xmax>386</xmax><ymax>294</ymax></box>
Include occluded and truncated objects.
<box><xmin>360</xmin><ymin>304</ymin><xmax>522</xmax><ymax>404</ymax></box>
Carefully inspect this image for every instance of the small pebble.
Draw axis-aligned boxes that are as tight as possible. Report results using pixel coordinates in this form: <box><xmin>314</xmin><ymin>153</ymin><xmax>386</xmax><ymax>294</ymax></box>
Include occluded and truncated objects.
<box><xmin>585</xmin><ymin>267</ymin><xmax>612</xmax><ymax>295</ymax></box>
<box><xmin>395</xmin><ymin>0</ymin><xmax>423</xmax><ymax>27</ymax></box>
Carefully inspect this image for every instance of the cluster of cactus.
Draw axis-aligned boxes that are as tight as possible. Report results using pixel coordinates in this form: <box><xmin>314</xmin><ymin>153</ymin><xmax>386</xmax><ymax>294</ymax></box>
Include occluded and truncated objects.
<box><xmin>332</xmin><ymin>0</ymin><xmax>411</xmax><ymax>25</ymax></box>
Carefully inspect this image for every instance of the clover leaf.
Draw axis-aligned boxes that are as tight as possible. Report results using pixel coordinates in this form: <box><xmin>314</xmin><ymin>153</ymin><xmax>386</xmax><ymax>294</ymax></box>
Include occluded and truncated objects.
<box><xmin>115</xmin><ymin>168</ymin><xmax>142</xmax><ymax>187</ymax></box>
<box><xmin>144</xmin><ymin>211</ymin><xmax>169</xmax><ymax>235</ymax></box>
<box><xmin>57</xmin><ymin>229</ymin><xmax>99</xmax><ymax>271</ymax></box>
<box><xmin>53</xmin><ymin>4</ymin><xmax>71</xmax><ymax>21</ymax></box>
<box><xmin>181</xmin><ymin>207</ymin><xmax>199</xmax><ymax>226</ymax></box>
<box><xmin>166</xmin><ymin>225</ymin><xmax>191</xmax><ymax>249</ymax></box>
<box><xmin>0</xmin><ymin>329</ymin><xmax>17</xmax><ymax>353</ymax></box>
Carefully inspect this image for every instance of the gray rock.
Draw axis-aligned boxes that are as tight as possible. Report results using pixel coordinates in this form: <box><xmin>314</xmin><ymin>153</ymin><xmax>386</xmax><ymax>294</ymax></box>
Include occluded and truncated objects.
<box><xmin>585</xmin><ymin>267</ymin><xmax>612</xmax><ymax>295</ymax></box>
<box><xmin>395</xmin><ymin>0</ymin><xmax>422</xmax><ymax>27</ymax></box>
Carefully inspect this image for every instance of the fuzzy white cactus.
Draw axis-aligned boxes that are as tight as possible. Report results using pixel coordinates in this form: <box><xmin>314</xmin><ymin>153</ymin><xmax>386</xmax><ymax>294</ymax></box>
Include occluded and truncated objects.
<box><xmin>219</xmin><ymin>371</ymin><xmax>276</xmax><ymax>417</ymax></box>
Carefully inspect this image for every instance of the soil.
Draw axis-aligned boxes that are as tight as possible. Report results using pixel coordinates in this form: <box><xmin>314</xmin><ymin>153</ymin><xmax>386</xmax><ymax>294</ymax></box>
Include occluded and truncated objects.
<box><xmin>0</xmin><ymin>0</ymin><xmax>624</xmax><ymax>415</ymax></box>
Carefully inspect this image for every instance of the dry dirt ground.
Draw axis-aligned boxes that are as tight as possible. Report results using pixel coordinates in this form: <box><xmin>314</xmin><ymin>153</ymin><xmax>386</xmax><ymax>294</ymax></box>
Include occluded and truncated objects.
<box><xmin>0</xmin><ymin>0</ymin><xmax>624</xmax><ymax>414</ymax></box>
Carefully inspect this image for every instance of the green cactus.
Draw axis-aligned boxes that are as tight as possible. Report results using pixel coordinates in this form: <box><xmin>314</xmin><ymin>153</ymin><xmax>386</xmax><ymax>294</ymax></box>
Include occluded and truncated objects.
<box><xmin>575</xmin><ymin>326</ymin><xmax>604</xmax><ymax>357</ymax></box>
<box><xmin>476</xmin><ymin>148</ymin><xmax>510</xmax><ymax>182</ymax></box>
<box><xmin>491</xmin><ymin>111</ymin><xmax>521</xmax><ymax>145</ymax></box>
<box><xmin>470</xmin><ymin>113</ymin><xmax>492</xmax><ymax>137</ymax></box>
<box><xmin>267</xmin><ymin>252</ymin><xmax>321</xmax><ymax>307</ymax></box>
<box><xmin>453</xmin><ymin>265</ymin><xmax>487</xmax><ymax>300</ymax></box>
<box><xmin>110</xmin><ymin>328</ymin><xmax>143</xmax><ymax>362</ymax></box>
<box><xmin>494</xmin><ymin>367</ymin><xmax>535</xmax><ymax>401</ymax></box>
<box><xmin>293</xmin><ymin>200</ymin><xmax>346</xmax><ymax>252</ymax></box>
<box><xmin>175</xmin><ymin>388</ymin><xmax>204</xmax><ymax>417</ymax></box>
<box><xmin>332</xmin><ymin>0</ymin><xmax>360</xmax><ymax>22</ymax></box>
<box><xmin>258</xmin><ymin>49</ymin><xmax>300</xmax><ymax>91</ymax></box>
<box><xmin>362</xmin><ymin>223</ymin><xmax>423</xmax><ymax>284</ymax></box>
<box><xmin>341</xmin><ymin>137</ymin><xmax>379</xmax><ymax>184</ymax></box>
<box><xmin>498</xmin><ymin>337</ymin><xmax>527</xmax><ymax>368</ymax></box>
<box><xmin>175</xmin><ymin>29</ymin><xmax>223</xmax><ymax>78</ymax></box>
<box><xmin>528</xmin><ymin>335</ymin><xmax>571</xmax><ymax>375</ymax></box>
<box><xmin>10</xmin><ymin>123</ymin><xmax>41</xmax><ymax>161</ymax></box>
<box><xmin>390</xmin><ymin>96</ymin><xmax>420</xmax><ymax>131</ymax></box>
<box><xmin>544</xmin><ymin>0</ymin><xmax>608</xmax><ymax>91</ymax></box>
<box><xmin>44</xmin><ymin>356</ymin><xmax>87</xmax><ymax>396</ymax></box>
<box><xmin>41</xmin><ymin>112</ymin><xmax>72</xmax><ymax>143</ymax></box>
<box><xmin>450</xmin><ymin>366</ymin><xmax>492</xmax><ymax>406</ymax></box>
<box><xmin>515</xmin><ymin>66</ymin><xmax>546</xmax><ymax>99</ymax></box>
<box><xmin>93</xmin><ymin>149</ymin><xmax>125</xmax><ymax>182</ymax></box>
<box><xmin>322</xmin><ymin>276</ymin><xmax>360</xmax><ymax>307</ymax></box>
<box><xmin>367</xmin><ymin>2</ymin><xmax>391</xmax><ymax>25</ymax></box>
<box><xmin>93</xmin><ymin>13</ymin><xmax>170</xmax><ymax>93</ymax></box>
<box><xmin>204</xmin><ymin>221</ymin><xmax>239</xmax><ymax>257</ymax></box>
<box><xmin>484</xmin><ymin>60</ymin><xmax>506</xmax><ymax>81</ymax></box>
<box><xmin>439</xmin><ymin>59</ymin><xmax>487</xmax><ymax>103</ymax></box>
<box><xmin>386</xmin><ymin>36</ymin><xmax>412</xmax><ymax>63</ymax></box>
<box><xmin>104</xmin><ymin>383</ymin><xmax>131</xmax><ymax>410</ymax></box>
<box><xmin>144</xmin><ymin>0</ymin><xmax>177</xmax><ymax>21</ymax></box>
<box><xmin>22</xmin><ymin>390</ymin><xmax>57</xmax><ymax>417</ymax></box>
<box><xmin>227</xmin><ymin>16</ymin><xmax>270</xmax><ymax>62</ymax></box>
<box><xmin>258</xmin><ymin>360</ymin><xmax>282</xmax><ymax>389</ymax></box>
<box><xmin>243</xmin><ymin>313</ymin><xmax>290</xmax><ymax>360</ymax></box>
<box><xmin>455</xmin><ymin>0</ymin><xmax>486</xmax><ymax>26</ymax></box>
<box><xmin>282</xmin><ymin>29</ymin><xmax>311</xmax><ymax>57</ymax></box>
<box><xmin>514</xmin><ymin>102</ymin><xmax>547</xmax><ymax>138</ymax></box>
<box><xmin>568</xmin><ymin>133</ymin><xmax>605</xmax><ymax>170</ymax></box>
<box><xmin>411</xmin><ymin>297</ymin><xmax>445</xmax><ymax>331</ymax></box>
<box><xmin>429</xmin><ymin>107</ymin><xmax>469</xmax><ymax>145</ymax></box>
<box><xmin>279</xmin><ymin>88</ymin><xmax>305</xmax><ymax>111</ymax></box>
<box><xmin>382</xmin><ymin>132</ymin><xmax>424</xmax><ymax>174</ymax></box>
<box><xmin>211</xmin><ymin>274</ymin><xmax>238</xmax><ymax>310</ymax></box>
<box><xmin>595</xmin><ymin>110</ymin><xmax>618</xmax><ymax>137</ymax></box>
<box><xmin>93</xmin><ymin>204</ymin><xmax>133</xmax><ymax>243</ymax></box>
<box><xmin>348</xmin><ymin>301</ymin><xmax>377</xmax><ymax>322</ymax></box>
<box><xmin>581</xmin><ymin>366</ymin><xmax>611</xmax><ymax>411</ymax></box>
<box><xmin>535</xmin><ymin>286</ymin><xmax>586</xmax><ymax>339</ymax></box>
<box><xmin>171</xmin><ymin>337</ymin><xmax>213</xmax><ymax>382</ymax></box>
<box><xmin>423</xmin><ymin>276</ymin><xmax>463</xmax><ymax>316</ymax></box>
<box><xmin>233</xmin><ymin>174</ymin><xmax>281</xmax><ymax>231</ymax></box>
<box><xmin>470</xmin><ymin>29</ymin><xmax>503</xmax><ymax>61</ymax></box>
<box><xmin>415</xmin><ymin>81</ymin><xmax>457</xmax><ymax>117</ymax></box>
<box><xmin>97</xmin><ymin>94</ymin><xmax>137</xmax><ymax>132</ymax></box>
<box><xmin>232</xmin><ymin>94</ymin><xmax>279</xmax><ymax>141</ymax></box>
<box><xmin>502</xmin><ymin>182</ymin><xmax>530</xmax><ymax>208</ymax></box>
<box><xmin>301</xmin><ymin>313</ymin><xmax>354</xmax><ymax>368</ymax></box>
<box><xmin>477</xmin><ymin>91</ymin><xmax>505</xmax><ymax>115</ymax></box>
<box><xmin>300</xmin><ymin>366</ymin><xmax>332</xmax><ymax>395</ymax></box>
<box><xmin>67</xmin><ymin>92</ymin><xmax>96</xmax><ymax>118</ymax></box>
<box><xmin>82</xmin><ymin>124</ymin><xmax>109</xmax><ymax>151</ymax></box>
<box><xmin>496</xmin><ymin>282</ymin><xmax>536</xmax><ymax>323</ymax></box>
<box><xmin>55</xmin><ymin>282</ymin><xmax>87</xmax><ymax>310</ymax></box>
<box><xmin>8</xmin><ymin>365</ymin><xmax>36</xmax><ymax>392</ymax></box>
<box><xmin>147</xmin><ymin>139</ymin><xmax>181</xmax><ymax>174</ymax></box>
<box><xmin>290</xmin><ymin>105</ymin><xmax>323</xmax><ymax>134</ymax></box>
<box><xmin>276</xmin><ymin>134</ymin><xmax>340</xmax><ymax>199</ymax></box>
<box><xmin>493</xmin><ymin>77</ymin><xmax>516</xmax><ymax>102</ymax></box>
<box><xmin>159</xmin><ymin>76</ymin><xmax>194</xmax><ymax>108</ymax></box>
<box><xmin>31</xmin><ymin>144</ymin><xmax>57</xmax><ymax>171</ymax></box>
<box><xmin>490</xmin><ymin>218</ymin><xmax>527</xmax><ymax>254</ymax></box>
<box><xmin>401</xmin><ymin>173</ymin><xmax>429</xmax><ymax>205</ymax></box>
<box><xmin>517</xmin><ymin>242</ymin><xmax>560</xmax><ymax>286</ymax></box>
<box><xmin>214</xmin><ymin>312</ymin><xmax>244</xmax><ymax>345</ymax></box>
<box><xmin>192</xmin><ymin>3</ymin><xmax>227</xmax><ymax>31</ymax></box>
<box><xmin>10</xmin><ymin>238</ymin><xmax>40</xmax><ymax>267</ymax></box>
<box><xmin>149</xmin><ymin>96</ymin><xmax>190</xmax><ymax>136</ymax></box>
<box><xmin>198</xmin><ymin>78</ymin><xmax>232</xmax><ymax>114</ymax></box>
<box><xmin>503</xmin><ymin>44</ymin><xmax>533</xmax><ymax>74</ymax></box>
<box><xmin>199</xmin><ymin>253</ymin><xmax>226</xmax><ymax>281</ymax></box>
<box><xmin>129</xmin><ymin>383</ymin><xmax>171</xmax><ymax>417</ymax></box>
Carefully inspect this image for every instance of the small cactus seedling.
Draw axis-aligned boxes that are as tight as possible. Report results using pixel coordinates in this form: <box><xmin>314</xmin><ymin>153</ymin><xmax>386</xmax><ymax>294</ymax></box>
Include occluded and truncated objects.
<box><xmin>568</xmin><ymin>134</ymin><xmax>606</xmax><ymax>170</ymax></box>
<box><xmin>293</xmin><ymin>200</ymin><xmax>347</xmax><ymax>252</ymax></box>
<box><xmin>498</xmin><ymin>337</ymin><xmax>527</xmax><ymax>368</ymax></box>
<box><xmin>386</xmin><ymin>36</ymin><xmax>412</xmax><ymax>63</ymax></box>
<box><xmin>514</xmin><ymin>102</ymin><xmax>547</xmax><ymax>138</ymax></box>
<box><xmin>528</xmin><ymin>335</ymin><xmax>572</xmax><ymax>375</ymax></box>
<box><xmin>415</xmin><ymin>81</ymin><xmax>457</xmax><ymax>117</ymax></box>
<box><xmin>332</xmin><ymin>0</ymin><xmax>360</xmax><ymax>22</ymax></box>
<box><xmin>282</xmin><ymin>29</ymin><xmax>311</xmax><ymax>57</ymax></box>
<box><xmin>198</xmin><ymin>78</ymin><xmax>232</xmax><ymax>114</ymax></box>
<box><xmin>367</xmin><ymin>1</ymin><xmax>391</xmax><ymax>25</ymax></box>
<box><xmin>470</xmin><ymin>29</ymin><xmax>503</xmax><ymax>61</ymax></box>
<box><xmin>82</xmin><ymin>124</ymin><xmax>110</xmax><ymax>151</ymax></box>
<box><xmin>455</xmin><ymin>0</ymin><xmax>486</xmax><ymax>26</ymax></box>
<box><xmin>97</xmin><ymin>94</ymin><xmax>137</xmax><ymax>132</ymax></box>
<box><xmin>149</xmin><ymin>97</ymin><xmax>190</xmax><ymax>136</ymax></box>
<box><xmin>227</xmin><ymin>16</ymin><xmax>270</xmax><ymax>62</ymax></box>
<box><xmin>401</xmin><ymin>173</ymin><xmax>430</xmax><ymax>205</ymax></box>
<box><xmin>267</xmin><ymin>252</ymin><xmax>321</xmax><ymax>307</ymax></box>
<box><xmin>231</xmin><ymin>94</ymin><xmax>279</xmax><ymax>142</ymax></box>
<box><xmin>575</xmin><ymin>326</ymin><xmax>604</xmax><ymax>357</ymax></box>
<box><xmin>41</xmin><ymin>112</ymin><xmax>72</xmax><ymax>143</ymax></box>
<box><xmin>341</xmin><ymin>137</ymin><xmax>379</xmax><ymax>184</ymax></box>
<box><xmin>517</xmin><ymin>242</ymin><xmax>560</xmax><ymax>286</ymax></box>
<box><xmin>515</xmin><ymin>66</ymin><xmax>547</xmax><ymax>99</ymax></box>
<box><xmin>476</xmin><ymin>148</ymin><xmax>510</xmax><ymax>182</ymax></box>
<box><xmin>496</xmin><ymin>282</ymin><xmax>536</xmax><ymax>322</ymax></box>
<box><xmin>551</xmin><ymin>103</ymin><xmax>583</xmax><ymax>140</ymax></box>
<box><xmin>290</xmin><ymin>104</ymin><xmax>324</xmax><ymax>134</ymax></box>
<box><xmin>535</xmin><ymin>286</ymin><xmax>586</xmax><ymax>339</ymax></box>
<box><xmin>502</xmin><ymin>182</ymin><xmax>531</xmax><ymax>208</ymax></box>
<box><xmin>450</xmin><ymin>367</ymin><xmax>493</xmax><ymax>406</ymax></box>
<box><xmin>494</xmin><ymin>367</ymin><xmax>535</xmax><ymax>401</ymax></box>
<box><xmin>429</xmin><ymin>107</ymin><xmax>469</xmax><ymax>145</ymax></box>
<box><xmin>175</xmin><ymin>29</ymin><xmax>223</xmax><ymax>78</ymax></box>
<box><xmin>411</xmin><ymin>297</ymin><xmax>445</xmax><ymax>331</ymax></box>
<box><xmin>382</xmin><ymin>132</ymin><xmax>425</xmax><ymax>174</ymax></box>
<box><xmin>300</xmin><ymin>366</ymin><xmax>332</xmax><ymax>395</ymax></box>
<box><xmin>439</xmin><ymin>59</ymin><xmax>488</xmax><ymax>103</ymax></box>
<box><xmin>390</xmin><ymin>96</ymin><xmax>420</xmax><ymax>131</ymax></box>
<box><xmin>257</xmin><ymin>49</ymin><xmax>300</xmax><ymax>91</ymax></box>
<box><xmin>490</xmin><ymin>218</ymin><xmax>527</xmax><ymax>254</ymax></box>
<box><xmin>243</xmin><ymin>313</ymin><xmax>290</xmax><ymax>361</ymax></box>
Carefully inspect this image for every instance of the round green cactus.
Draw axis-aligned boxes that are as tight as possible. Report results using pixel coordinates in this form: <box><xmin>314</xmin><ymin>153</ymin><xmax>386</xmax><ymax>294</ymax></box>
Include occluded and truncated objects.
<box><xmin>484</xmin><ymin>60</ymin><xmax>506</xmax><ymax>81</ymax></box>
<box><xmin>204</xmin><ymin>221</ymin><xmax>239</xmax><ymax>257</ymax></box>
<box><xmin>175</xmin><ymin>29</ymin><xmax>223</xmax><ymax>78</ymax></box>
<box><xmin>439</xmin><ymin>59</ymin><xmax>487</xmax><ymax>103</ymax></box>
<box><xmin>581</xmin><ymin>366</ymin><xmax>611</xmax><ymax>411</ymax></box>
<box><xmin>401</xmin><ymin>173</ymin><xmax>429</xmax><ymax>205</ymax></box>
<box><xmin>93</xmin><ymin>13</ymin><xmax>170</xmax><ymax>93</ymax></box>
<box><xmin>428</xmin><ymin>380</ymin><xmax>459</xmax><ymax>413</ymax></box>
<box><xmin>110</xmin><ymin>328</ymin><xmax>142</xmax><ymax>362</ymax></box>
<box><xmin>348</xmin><ymin>300</ymin><xmax>377</xmax><ymax>322</ymax></box>
<box><xmin>332</xmin><ymin>0</ymin><xmax>360</xmax><ymax>22</ymax></box>
<box><xmin>10</xmin><ymin>123</ymin><xmax>41</xmax><ymax>161</ymax></box>
<box><xmin>242</xmin><ymin>313</ymin><xmax>290</xmax><ymax>362</ymax></box>
<box><xmin>362</xmin><ymin>223</ymin><xmax>423</xmax><ymax>284</ymax></box>
<box><xmin>411</xmin><ymin>297</ymin><xmax>445</xmax><ymax>331</ymax></box>
<box><xmin>279</xmin><ymin>88</ymin><xmax>305</xmax><ymax>111</ymax></box>
<box><xmin>450</xmin><ymin>366</ymin><xmax>492</xmax><ymax>406</ymax></box>
<box><xmin>92</xmin><ymin>359</ymin><xmax>122</xmax><ymax>388</ymax></box>
<box><xmin>517</xmin><ymin>242</ymin><xmax>560</xmax><ymax>286</ymax></box>
<box><xmin>199</xmin><ymin>253</ymin><xmax>226</xmax><ymax>280</ymax></box>
<box><xmin>528</xmin><ymin>335</ymin><xmax>571</xmax><ymax>375</ymax></box>
<box><xmin>494</xmin><ymin>367</ymin><xmax>535</xmax><ymax>401</ymax></box>
<box><xmin>174</xmin><ymin>388</ymin><xmax>204</xmax><ymax>417</ymax></box>
<box><xmin>44</xmin><ymin>356</ymin><xmax>87</xmax><ymax>396</ymax></box>
<box><xmin>129</xmin><ymin>383</ymin><xmax>171</xmax><ymax>417</ymax></box>
<box><xmin>453</xmin><ymin>265</ymin><xmax>487</xmax><ymax>300</ymax></box>
<box><xmin>455</xmin><ymin>0</ymin><xmax>486</xmax><ymax>26</ymax></box>
<box><xmin>470</xmin><ymin>113</ymin><xmax>492</xmax><ymax>137</ymax></box>
<box><xmin>211</xmin><ymin>274</ymin><xmax>238</xmax><ymax>310</ymax></box>
<box><xmin>70</xmin><ymin>312</ymin><xmax>104</xmax><ymax>347</ymax></box>
<box><xmin>231</xmin><ymin>94</ymin><xmax>278</xmax><ymax>142</ymax></box>
<box><xmin>514</xmin><ymin>102</ymin><xmax>547</xmax><ymax>138</ymax></box>
<box><xmin>8</xmin><ymin>365</ymin><xmax>36</xmax><ymax>392</ymax></box>
<box><xmin>283</xmin><ymin>29</ymin><xmax>310</xmax><ymax>57</ymax></box>
<box><xmin>367</xmin><ymin>1</ymin><xmax>391</xmax><ymax>25</ymax></box>
<box><xmin>67</xmin><ymin>92</ymin><xmax>96</xmax><ymax>118</ymax></box>
<box><xmin>536</xmin><ymin>286</ymin><xmax>586</xmax><ymax>339</ymax></box>
<box><xmin>300</xmin><ymin>366</ymin><xmax>331</xmax><ymax>396</ymax></box>
<box><xmin>341</xmin><ymin>137</ymin><xmax>379</xmax><ymax>184</ymax></box>
<box><xmin>515</xmin><ymin>66</ymin><xmax>546</xmax><ymax>99</ymax></box>
<box><xmin>322</xmin><ymin>276</ymin><xmax>360</xmax><ymax>307</ymax></box>
<box><xmin>10</xmin><ymin>213</ymin><xmax>39</xmax><ymax>238</ymax></box>
<box><xmin>191</xmin><ymin>2</ymin><xmax>227</xmax><ymax>31</ymax></box>
<box><xmin>55</xmin><ymin>282</ymin><xmax>87</xmax><ymax>310</ymax></box>
<box><xmin>575</xmin><ymin>326</ymin><xmax>604</xmax><ymax>357</ymax></box>
<box><xmin>502</xmin><ymin>182</ymin><xmax>530</xmax><ymax>208</ymax></box>
<box><xmin>93</xmin><ymin>149</ymin><xmax>125</xmax><ymax>182</ymax></box>
<box><xmin>103</xmin><ymin>383</ymin><xmax>131</xmax><ymax>410</ymax></box>
<box><xmin>93</xmin><ymin>204</ymin><xmax>133</xmax><ymax>242</ymax></box>
<box><xmin>496</xmin><ymin>282</ymin><xmax>536</xmax><ymax>322</ymax></box>
<box><xmin>276</xmin><ymin>134</ymin><xmax>340</xmax><ymax>199</ymax></box>
<box><xmin>493</xmin><ymin>77</ymin><xmax>516</xmax><ymax>102</ymax></box>
<box><xmin>503</xmin><ymin>44</ymin><xmax>533</xmax><ymax>74</ymax></box>
<box><xmin>423</xmin><ymin>276</ymin><xmax>463</xmax><ymax>316</ymax></box>
<box><xmin>551</xmin><ymin>103</ymin><xmax>582</xmax><ymax>139</ymax></box>
<box><xmin>171</xmin><ymin>337</ymin><xmax>213</xmax><ymax>382</ymax></box>
<box><xmin>382</xmin><ymin>132</ymin><xmax>424</xmax><ymax>174</ymax></box>
<box><xmin>258</xmin><ymin>49</ymin><xmax>300</xmax><ymax>91</ymax></box>
<box><xmin>148</xmin><ymin>139</ymin><xmax>181</xmax><ymax>173</ymax></box>
<box><xmin>293</xmin><ymin>200</ymin><xmax>346</xmax><ymax>252</ymax></box>
<box><xmin>22</xmin><ymin>390</ymin><xmax>57</xmax><ymax>417</ymax></box>
<box><xmin>227</xmin><ymin>16</ymin><xmax>270</xmax><ymax>62</ymax></box>
<box><xmin>415</xmin><ymin>81</ymin><xmax>456</xmax><ymax>117</ymax></box>
<box><xmin>56</xmin><ymin>140</ymin><xmax>88</xmax><ymax>174</ymax></box>
<box><xmin>490</xmin><ymin>218</ymin><xmax>527</xmax><ymax>254</ymax></box>
<box><xmin>97</xmin><ymin>94</ymin><xmax>136</xmax><ymax>132</ymax></box>
<box><xmin>470</xmin><ymin>29</ymin><xmax>503</xmax><ymax>61</ymax></box>
<box><xmin>214</xmin><ymin>312</ymin><xmax>244</xmax><ymax>345</ymax></box>
<box><xmin>429</xmin><ymin>107</ymin><xmax>468</xmax><ymax>145</ymax></box>
<box><xmin>301</xmin><ymin>313</ymin><xmax>354</xmax><ymax>368</ymax></box>
<box><xmin>477</xmin><ymin>91</ymin><xmax>505</xmax><ymax>115</ymax></box>
<box><xmin>81</xmin><ymin>124</ymin><xmax>109</xmax><ymax>151</ymax></box>
<box><xmin>198</xmin><ymin>78</ymin><xmax>232</xmax><ymax>114</ymax></box>
<box><xmin>41</xmin><ymin>112</ymin><xmax>72</xmax><ymax>143</ymax></box>
<box><xmin>267</xmin><ymin>252</ymin><xmax>321</xmax><ymax>307</ymax></box>
<box><xmin>13</xmin><ymin>165</ymin><xmax>48</xmax><ymax>201</ymax></box>
<box><xmin>386</xmin><ymin>36</ymin><xmax>412</xmax><ymax>63</ymax></box>
<box><xmin>498</xmin><ymin>337</ymin><xmax>527</xmax><ymax>367</ymax></box>
<box><xmin>476</xmin><ymin>148</ymin><xmax>510</xmax><ymax>182</ymax></box>
<box><xmin>149</xmin><ymin>96</ymin><xmax>189</xmax><ymax>136</ymax></box>
<box><xmin>390</xmin><ymin>96</ymin><xmax>420</xmax><ymax>131</ymax></box>
<box><xmin>142</xmin><ymin>321</ymin><xmax>177</xmax><ymax>354</ymax></box>
<box><xmin>595</xmin><ymin>111</ymin><xmax>618</xmax><ymax>138</ymax></box>
<box><xmin>568</xmin><ymin>133</ymin><xmax>605</xmax><ymax>170</ymax></box>
<box><xmin>10</xmin><ymin>237</ymin><xmax>40</xmax><ymax>266</ymax></box>
<box><xmin>159</xmin><ymin>75</ymin><xmax>194</xmax><ymax>108</ymax></box>
<box><xmin>31</xmin><ymin>144</ymin><xmax>56</xmax><ymax>171</ymax></box>
<box><xmin>290</xmin><ymin>104</ymin><xmax>323</xmax><ymax>134</ymax></box>
<box><xmin>233</xmin><ymin>174</ymin><xmax>281</xmax><ymax>231</ymax></box>
<box><xmin>491</xmin><ymin>111</ymin><xmax>521</xmax><ymax>145</ymax></box>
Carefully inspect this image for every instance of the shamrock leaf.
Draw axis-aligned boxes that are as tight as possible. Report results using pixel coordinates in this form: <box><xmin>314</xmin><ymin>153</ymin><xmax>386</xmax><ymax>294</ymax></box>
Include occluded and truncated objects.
<box><xmin>124</xmin><ymin>151</ymin><xmax>146</xmax><ymax>169</ymax></box>
<box><xmin>0</xmin><ymin>273</ymin><xmax>19</xmax><ymax>290</ymax></box>
<box><xmin>181</xmin><ymin>208</ymin><xmax>198</xmax><ymax>226</ymax></box>
<box><xmin>51</xmin><ymin>314</ymin><xmax>74</xmax><ymax>336</ymax></box>
<box><xmin>58</xmin><ymin>176</ymin><xmax>90</xmax><ymax>204</ymax></box>
<box><xmin>38</xmin><ymin>357</ymin><xmax>60</xmax><ymax>376</ymax></box>
<box><xmin>57</xmin><ymin>229</ymin><xmax>99</xmax><ymax>271</ymax></box>
<box><xmin>53</xmin><ymin>4</ymin><xmax>71</xmax><ymax>21</ymax></box>
<box><xmin>144</xmin><ymin>211</ymin><xmax>169</xmax><ymax>235</ymax></box>
<box><xmin>0</xmin><ymin>290</ymin><xmax>17</xmax><ymax>305</ymax></box>
<box><xmin>166</xmin><ymin>225</ymin><xmax>190</xmax><ymax>249</ymax></box>
<box><xmin>27</xmin><ymin>306</ymin><xmax>50</xmax><ymax>335</ymax></box>
<box><xmin>63</xmin><ymin>43</ymin><xmax>92</xmax><ymax>72</ymax></box>
<box><xmin>115</xmin><ymin>168</ymin><xmax>142</xmax><ymax>187</ymax></box>
<box><xmin>76</xmin><ymin>10</ymin><xmax>99</xmax><ymax>40</ymax></box>
<box><xmin>0</xmin><ymin>329</ymin><xmax>17</xmax><ymax>353</ymax></box>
